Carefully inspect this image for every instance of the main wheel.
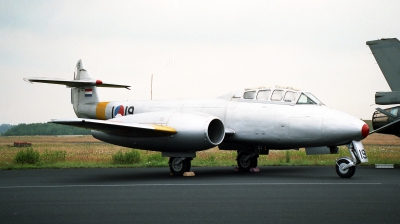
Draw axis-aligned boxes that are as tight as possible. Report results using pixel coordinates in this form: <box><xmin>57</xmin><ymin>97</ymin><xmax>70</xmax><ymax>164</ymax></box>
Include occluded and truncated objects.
<box><xmin>336</xmin><ymin>158</ymin><xmax>356</xmax><ymax>178</ymax></box>
<box><xmin>169</xmin><ymin>157</ymin><xmax>191</xmax><ymax>176</ymax></box>
<box><xmin>237</xmin><ymin>152</ymin><xmax>257</xmax><ymax>171</ymax></box>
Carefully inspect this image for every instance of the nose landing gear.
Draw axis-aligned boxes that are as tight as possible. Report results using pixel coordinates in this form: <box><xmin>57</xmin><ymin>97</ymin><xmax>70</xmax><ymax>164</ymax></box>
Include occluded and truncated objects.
<box><xmin>336</xmin><ymin>158</ymin><xmax>356</xmax><ymax>178</ymax></box>
<box><xmin>335</xmin><ymin>141</ymin><xmax>368</xmax><ymax>178</ymax></box>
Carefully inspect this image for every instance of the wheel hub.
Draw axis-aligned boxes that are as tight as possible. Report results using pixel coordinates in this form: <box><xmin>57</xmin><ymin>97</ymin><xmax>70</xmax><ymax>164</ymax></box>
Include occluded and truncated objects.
<box><xmin>338</xmin><ymin>163</ymin><xmax>349</xmax><ymax>174</ymax></box>
<box><xmin>171</xmin><ymin>159</ymin><xmax>183</xmax><ymax>171</ymax></box>
<box><xmin>239</xmin><ymin>157</ymin><xmax>250</xmax><ymax>168</ymax></box>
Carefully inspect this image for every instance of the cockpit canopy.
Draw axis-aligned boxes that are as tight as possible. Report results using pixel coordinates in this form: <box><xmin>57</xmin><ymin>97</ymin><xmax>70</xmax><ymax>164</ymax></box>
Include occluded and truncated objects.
<box><xmin>235</xmin><ymin>86</ymin><xmax>324</xmax><ymax>105</ymax></box>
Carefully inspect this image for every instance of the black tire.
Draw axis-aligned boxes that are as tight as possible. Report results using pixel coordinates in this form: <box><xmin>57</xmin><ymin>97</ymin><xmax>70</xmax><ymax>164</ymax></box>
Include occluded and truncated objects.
<box><xmin>169</xmin><ymin>157</ymin><xmax>191</xmax><ymax>176</ymax></box>
<box><xmin>184</xmin><ymin>158</ymin><xmax>192</xmax><ymax>172</ymax></box>
<box><xmin>335</xmin><ymin>158</ymin><xmax>356</xmax><ymax>178</ymax></box>
<box><xmin>251</xmin><ymin>157</ymin><xmax>258</xmax><ymax>168</ymax></box>
<box><xmin>237</xmin><ymin>152</ymin><xmax>257</xmax><ymax>171</ymax></box>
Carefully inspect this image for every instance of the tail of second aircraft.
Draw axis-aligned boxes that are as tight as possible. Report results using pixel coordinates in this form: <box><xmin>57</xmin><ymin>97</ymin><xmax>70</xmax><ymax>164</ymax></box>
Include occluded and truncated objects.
<box><xmin>24</xmin><ymin>59</ymin><xmax>130</xmax><ymax>119</ymax></box>
<box><xmin>367</xmin><ymin>38</ymin><xmax>400</xmax><ymax>91</ymax></box>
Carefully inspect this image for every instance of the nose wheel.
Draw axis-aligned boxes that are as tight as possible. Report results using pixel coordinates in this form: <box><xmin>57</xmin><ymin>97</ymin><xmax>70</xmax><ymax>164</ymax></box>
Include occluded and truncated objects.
<box><xmin>334</xmin><ymin>141</ymin><xmax>368</xmax><ymax>178</ymax></box>
<box><xmin>335</xmin><ymin>158</ymin><xmax>356</xmax><ymax>178</ymax></box>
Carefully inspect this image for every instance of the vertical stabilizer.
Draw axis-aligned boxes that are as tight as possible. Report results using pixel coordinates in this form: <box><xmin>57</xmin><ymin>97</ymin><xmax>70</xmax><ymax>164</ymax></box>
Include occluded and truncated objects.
<box><xmin>71</xmin><ymin>60</ymin><xmax>100</xmax><ymax>117</ymax></box>
<box><xmin>75</xmin><ymin>60</ymin><xmax>92</xmax><ymax>81</ymax></box>
<box><xmin>367</xmin><ymin>38</ymin><xmax>400</xmax><ymax>91</ymax></box>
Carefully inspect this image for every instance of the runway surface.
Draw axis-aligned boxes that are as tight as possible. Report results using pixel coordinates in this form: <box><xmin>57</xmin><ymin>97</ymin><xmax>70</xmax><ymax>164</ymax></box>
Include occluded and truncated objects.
<box><xmin>1</xmin><ymin>166</ymin><xmax>399</xmax><ymax>223</ymax></box>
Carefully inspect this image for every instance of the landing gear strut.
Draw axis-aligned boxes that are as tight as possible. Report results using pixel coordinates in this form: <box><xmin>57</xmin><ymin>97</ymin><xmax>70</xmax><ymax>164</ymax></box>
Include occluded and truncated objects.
<box><xmin>335</xmin><ymin>141</ymin><xmax>368</xmax><ymax>178</ymax></box>
<box><xmin>169</xmin><ymin>157</ymin><xmax>192</xmax><ymax>176</ymax></box>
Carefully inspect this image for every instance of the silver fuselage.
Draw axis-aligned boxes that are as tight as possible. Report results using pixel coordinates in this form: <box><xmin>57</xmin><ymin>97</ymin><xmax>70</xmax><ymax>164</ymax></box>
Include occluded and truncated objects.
<box><xmin>78</xmin><ymin>97</ymin><xmax>366</xmax><ymax>151</ymax></box>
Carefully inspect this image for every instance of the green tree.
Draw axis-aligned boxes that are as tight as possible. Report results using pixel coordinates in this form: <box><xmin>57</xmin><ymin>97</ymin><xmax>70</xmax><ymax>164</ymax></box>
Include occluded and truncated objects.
<box><xmin>3</xmin><ymin>123</ymin><xmax>91</xmax><ymax>136</ymax></box>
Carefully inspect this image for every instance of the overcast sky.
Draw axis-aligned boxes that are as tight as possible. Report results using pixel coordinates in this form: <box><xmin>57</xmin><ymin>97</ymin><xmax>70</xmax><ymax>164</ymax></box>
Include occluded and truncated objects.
<box><xmin>1</xmin><ymin>0</ymin><xmax>400</xmax><ymax>124</ymax></box>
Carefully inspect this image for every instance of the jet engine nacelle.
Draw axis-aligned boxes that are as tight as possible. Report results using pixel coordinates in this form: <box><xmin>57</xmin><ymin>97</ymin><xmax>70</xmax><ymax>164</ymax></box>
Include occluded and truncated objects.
<box><xmin>92</xmin><ymin>111</ymin><xmax>226</xmax><ymax>152</ymax></box>
<box><xmin>372</xmin><ymin>105</ymin><xmax>400</xmax><ymax>137</ymax></box>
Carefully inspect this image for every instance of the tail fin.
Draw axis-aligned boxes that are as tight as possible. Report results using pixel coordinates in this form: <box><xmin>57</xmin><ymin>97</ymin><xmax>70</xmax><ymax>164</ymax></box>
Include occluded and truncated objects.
<box><xmin>24</xmin><ymin>59</ymin><xmax>130</xmax><ymax>117</ymax></box>
<box><xmin>71</xmin><ymin>60</ymin><xmax>100</xmax><ymax>111</ymax></box>
<box><xmin>367</xmin><ymin>38</ymin><xmax>400</xmax><ymax>91</ymax></box>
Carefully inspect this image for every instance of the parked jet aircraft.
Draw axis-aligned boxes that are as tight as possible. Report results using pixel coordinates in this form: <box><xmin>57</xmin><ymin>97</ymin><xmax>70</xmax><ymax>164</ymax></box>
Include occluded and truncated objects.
<box><xmin>25</xmin><ymin>60</ymin><xmax>369</xmax><ymax>178</ymax></box>
<box><xmin>367</xmin><ymin>38</ymin><xmax>400</xmax><ymax>136</ymax></box>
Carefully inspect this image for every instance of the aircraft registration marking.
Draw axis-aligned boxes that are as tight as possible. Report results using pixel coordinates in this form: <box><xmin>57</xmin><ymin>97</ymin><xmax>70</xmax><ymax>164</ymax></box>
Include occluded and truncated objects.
<box><xmin>359</xmin><ymin>149</ymin><xmax>368</xmax><ymax>160</ymax></box>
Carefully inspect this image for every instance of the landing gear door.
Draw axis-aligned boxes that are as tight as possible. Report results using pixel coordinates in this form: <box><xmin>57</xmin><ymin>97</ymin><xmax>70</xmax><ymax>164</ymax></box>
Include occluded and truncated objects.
<box><xmin>352</xmin><ymin>141</ymin><xmax>368</xmax><ymax>163</ymax></box>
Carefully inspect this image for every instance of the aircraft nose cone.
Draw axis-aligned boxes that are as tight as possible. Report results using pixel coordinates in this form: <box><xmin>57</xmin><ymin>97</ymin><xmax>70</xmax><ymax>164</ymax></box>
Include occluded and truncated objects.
<box><xmin>361</xmin><ymin>123</ymin><xmax>369</xmax><ymax>139</ymax></box>
<box><xmin>322</xmin><ymin>109</ymin><xmax>369</xmax><ymax>145</ymax></box>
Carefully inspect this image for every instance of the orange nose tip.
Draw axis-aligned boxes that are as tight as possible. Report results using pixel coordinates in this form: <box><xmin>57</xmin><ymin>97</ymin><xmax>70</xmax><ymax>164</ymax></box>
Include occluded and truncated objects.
<box><xmin>361</xmin><ymin>123</ymin><xmax>369</xmax><ymax>138</ymax></box>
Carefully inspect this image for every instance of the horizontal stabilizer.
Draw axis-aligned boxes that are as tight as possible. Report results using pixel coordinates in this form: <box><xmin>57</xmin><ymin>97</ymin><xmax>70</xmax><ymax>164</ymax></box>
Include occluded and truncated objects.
<box><xmin>50</xmin><ymin>118</ymin><xmax>176</xmax><ymax>137</ymax></box>
<box><xmin>24</xmin><ymin>78</ymin><xmax>130</xmax><ymax>89</ymax></box>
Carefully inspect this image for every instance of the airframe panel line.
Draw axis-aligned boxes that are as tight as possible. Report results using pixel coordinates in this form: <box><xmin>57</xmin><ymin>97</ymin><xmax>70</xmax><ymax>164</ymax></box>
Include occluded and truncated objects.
<box><xmin>0</xmin><ymin>182</ymin><xmax>382</xmax><ymax>189</ymax></box>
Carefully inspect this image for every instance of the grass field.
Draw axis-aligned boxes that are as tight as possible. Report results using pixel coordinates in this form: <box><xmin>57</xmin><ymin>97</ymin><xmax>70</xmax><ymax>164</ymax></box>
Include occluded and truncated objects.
<box><xmin>0</xmin><ymin>133</ymin><xmax>399</xmax><ymax>169</ymax></box>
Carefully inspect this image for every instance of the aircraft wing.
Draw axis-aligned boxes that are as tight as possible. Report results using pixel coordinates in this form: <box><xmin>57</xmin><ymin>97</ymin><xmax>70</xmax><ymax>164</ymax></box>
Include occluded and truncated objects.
<box><xmin>50</xmin><ymin>118</ymin><xmax>176</xmax><ymax>137</ymax></box>
<box><xmin>24</xmin><ymin>77</ymin><xmax>130</xmax><ymax>89</ymax></box>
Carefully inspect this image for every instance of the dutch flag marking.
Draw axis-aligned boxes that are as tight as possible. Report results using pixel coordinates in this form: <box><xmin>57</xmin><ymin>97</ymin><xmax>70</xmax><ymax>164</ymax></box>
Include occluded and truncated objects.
<box><xmin>85</xmin><ymin>89</ymin><xmax>93</xmax><ymax>97</ymax></box>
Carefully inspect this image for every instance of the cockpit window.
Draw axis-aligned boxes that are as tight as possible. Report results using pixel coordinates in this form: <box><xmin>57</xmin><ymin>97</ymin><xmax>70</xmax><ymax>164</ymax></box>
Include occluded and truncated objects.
<box><xmin>257</xmin><ymin>90</ymin><xmax>271</xmax><ymax>100</ymax></box>
<box><xmin>243</xmin><ymin>91</ymin><xmax>256</xmax><ymax>99</ymax></box>
<box><xmin>271</xmin><ymin>90</ymin><xmax>284</xmax><ymax>101</ymax></box>
<box><xmin>297</xmin><ymin>92</ymin><xmax>323</xmax><ymax>105</ymax></box>
<box><xmin>283</xmin><ymin>91</ymin><xmax>297</xmax><ymax>102</ymax></box>
<box><xmin>305</xmin><ymin>92</ymin><xmax>323</xmax><ymax>105</ymax></box>
<box><xmin>297</xmin><ymin>93</ymin><xmax>315</xmax><ymax>104</ymax></box>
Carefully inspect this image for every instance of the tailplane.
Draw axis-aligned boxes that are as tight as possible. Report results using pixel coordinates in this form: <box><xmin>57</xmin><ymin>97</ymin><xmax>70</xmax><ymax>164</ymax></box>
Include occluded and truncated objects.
<box><xmin>24</xmin><ymin>60</ymin><xmax>130</xmax><ymax>89</ymax></box>
<box><xmin>24</xmin><ymin>59</ymin><xmax>130</xmax><ymax>117</ymax></box>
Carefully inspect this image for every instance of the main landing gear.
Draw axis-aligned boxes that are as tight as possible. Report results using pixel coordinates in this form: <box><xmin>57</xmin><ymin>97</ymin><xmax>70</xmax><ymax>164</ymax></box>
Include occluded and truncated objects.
<box><xmin>335</xmin><ymin>141</ymin><xmax>368</xmax><ymax>178</ymax></box>
<box><xmin>237</xmin><ymin>151</ymin><xmax>258</xmax><ymax>170</ymax></box>
<box><xmin>236</xmin><ymin>145</ymin><xmax>267</xmax><ymax>171</ymax></box>
<box><xmin>168</xmin><ymin>157</ymin><xmax>193</xmax><ymax>176</ymax></box>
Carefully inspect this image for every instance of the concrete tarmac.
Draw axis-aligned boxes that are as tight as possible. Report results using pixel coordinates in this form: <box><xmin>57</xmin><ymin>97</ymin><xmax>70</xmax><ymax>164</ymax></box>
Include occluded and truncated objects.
<box><xmin>1</xmin><ymin>166</ymin><xmax>399</xmax><ymax>223</ymax></box>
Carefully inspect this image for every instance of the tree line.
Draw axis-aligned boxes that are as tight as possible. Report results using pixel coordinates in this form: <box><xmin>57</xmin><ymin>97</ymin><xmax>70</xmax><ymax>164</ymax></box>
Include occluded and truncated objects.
<box><xmin>1</xmin><ymin>123</ymin><xmax>90</xmax><ymax>136</ymax></box>
<box><xmin>0</xmin><ymin>124</ymin><xmax>13</xmax><ymax>134</ymax></box>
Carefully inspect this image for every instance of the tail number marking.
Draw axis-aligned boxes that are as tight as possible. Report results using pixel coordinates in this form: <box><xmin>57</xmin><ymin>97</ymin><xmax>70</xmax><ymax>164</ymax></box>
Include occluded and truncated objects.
<box><xmin>359</xmin><ymin>149</ymin><xmax>367</xmax><ymax>160</ymax></box>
